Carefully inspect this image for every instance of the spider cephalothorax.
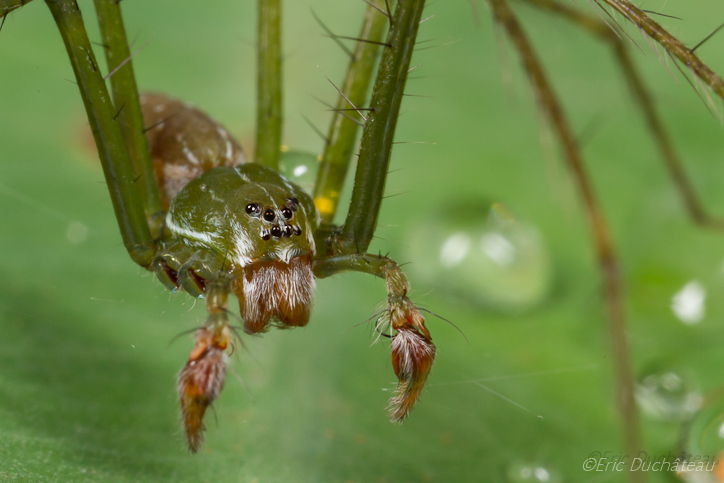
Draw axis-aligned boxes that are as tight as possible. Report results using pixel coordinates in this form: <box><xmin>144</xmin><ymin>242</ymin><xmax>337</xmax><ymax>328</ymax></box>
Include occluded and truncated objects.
<box><xmin>164</xmin><ymin>163</ymin><xmax>318</xmax><ymax>333</ymax></box>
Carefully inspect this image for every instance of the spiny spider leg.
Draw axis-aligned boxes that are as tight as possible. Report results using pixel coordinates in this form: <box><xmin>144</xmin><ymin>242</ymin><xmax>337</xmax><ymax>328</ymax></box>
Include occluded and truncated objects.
<box><xmin>313</xmin><ymin>0</ymin><xmax>389</xmax><ymax>223</ymax></box>
<box><xmin>312</xmin><ymin>0</ymin><xmax>432</xmax><ymax>420</ymax></box>
<box><xmin>43</xmin><ymin>0</ymin><xmax>246</xmax><ymax>451</ymax></box>
<box><xmin>338</xmin><ymin>0</ymin><xmax>427</xmax><ymax>256</ymax></box>
<box><xmin>93</xmin><ymin>0</ymin><xmax>163</xmax><ymax>233</ymax></box>
<box><xmin>524</xmin><ymin>0</ymin><xmax>724</xmax><ymax>229</ymax></box>
<box><xmin>45</xmin><ymin>0</ymin><xmax>157</xmax><ymax>268</ymax></box>
<box><xmin>256</xmin><ymin>0</ymin><xmax>282</xmax><ymax>170</ymax></box>
<box><xmin>600</xmin><ymin>0</ymin><xmax>724</xmax><ymax>101</ymax></box>
<box><xmin>488</xmin><ymin>0</ymin><xmax>642</xmax><ymax>481</ymax></box>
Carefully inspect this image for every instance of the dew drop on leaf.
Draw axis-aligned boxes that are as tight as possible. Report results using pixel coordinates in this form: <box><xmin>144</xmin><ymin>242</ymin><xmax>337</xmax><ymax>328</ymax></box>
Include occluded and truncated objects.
<box><xmin>679</xmin><ymin>393</ymin><xmax>724</xmax><ymax>482</ymax></box>
<box><xmin>635</xmin><ymin>367</ymin><xmax>702</xmax><ymax>422</ymax></box>
<box><xmin>277</xmin><ymin>150</ymin><xmax>319</xmax><ymax>195</ymax></box>
<box><xmin>506</xmin><ymin>461</ymin><xmax>561</xmax><ymax>483</ymax></box>
<box><xmin>405</xmin><ymin>201</ymin><xmax>552</xmax><ymax>314</ymax></box>
<box><xmin>671</xmin><ymin>280</ymin><xmax>707</xmax><ymax>325</ymax></box>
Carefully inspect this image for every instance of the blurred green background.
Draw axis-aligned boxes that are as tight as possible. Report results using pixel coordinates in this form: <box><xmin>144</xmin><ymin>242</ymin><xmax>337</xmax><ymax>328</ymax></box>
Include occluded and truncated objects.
<box><xmin>2</xmin><ymin>0</ymin><xmax>724</xmax><ymax>481</ymax></box>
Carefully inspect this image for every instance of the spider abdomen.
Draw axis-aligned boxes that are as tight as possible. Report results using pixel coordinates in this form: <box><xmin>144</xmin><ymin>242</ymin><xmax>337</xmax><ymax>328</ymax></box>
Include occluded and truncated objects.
<box><xmin>141</xmin><ymin>93</ymin><xmax>247</xmax><ymax>209</ymax></box>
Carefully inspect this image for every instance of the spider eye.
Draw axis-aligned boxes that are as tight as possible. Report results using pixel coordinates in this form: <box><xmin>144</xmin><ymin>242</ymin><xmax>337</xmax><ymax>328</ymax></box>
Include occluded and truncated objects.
<box><xmin>245</xmin><ymin>203</ymin><xmax>261</xmax><ymax>216</ymax></box>
<box><xmin>261</xmin><ymin>229</ymin><xmax>271</xmax><ymax>241</ymax></box>
<box><xmin>281</xmin><ymin>207</ymin><xmax>293</xmax><ymax>220</ymax></box>
<box><xmin>285</xmin><ymin>197</ymin><xmax>299</xmax><ymax>211</ymax></box>
<box><xmin>271</xmin><ymin>225</ymin><xmax>282</xmax><ymax>238</ymax></box>
<box><xmin>293</xmin><ymin>225</ymin><xmax>302</xmax><ymax>237</ymax></box>
<box><xmin>263</xmin><ymin>209</ymin><xmax>276</xmax><ymax>222</ymax></box>
<box><xmin>282</xmin><ymin>225</ymin><xmax>292</xmax><ymax>238</ymax></box>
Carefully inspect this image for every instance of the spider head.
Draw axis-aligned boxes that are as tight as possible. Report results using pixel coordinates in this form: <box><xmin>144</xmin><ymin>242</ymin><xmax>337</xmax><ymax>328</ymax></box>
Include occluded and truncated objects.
<box><xmin>165</xmin><ymin>163</ymin><xmax>318</xmax><ymax>269</ymax></box>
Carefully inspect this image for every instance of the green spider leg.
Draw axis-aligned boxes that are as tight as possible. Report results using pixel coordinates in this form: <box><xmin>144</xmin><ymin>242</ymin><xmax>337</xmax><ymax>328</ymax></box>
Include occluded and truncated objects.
<box><xmin>313</xmin><ymin>0</ymin><xmax>389</xmax><ymax>224</ymax></box>
<box><xmin>39</xmin><ymin>2</ymin><xmax>227</xmax><ymax>450</ymax></box>
<box><xmin>44</xmin><ymin>0</ymin><xmax>157</xmax><ymax>269</ymax></box>
<box><xmin>255</xmin><ymin>0</ymin><xmax>282</xmax><ymax>171</ymax></box>
<box><xmin>251</xmin><ymin>0</ymin><xmax>435</xmax><ymax>420</ymax></box>
<box><xmin>93</xmin><ymin>0</ymin><xmax>164</xmax><ymax>235</ymax></box>
<box><xmin>0</xmin><ymin>0</ymin><xmax>33</xmax><ymax>18</ymax></box>
<box><xmin>306</xmin><ymin>0</ymin><xmax>434</xmax><ymax>420</ymax></box>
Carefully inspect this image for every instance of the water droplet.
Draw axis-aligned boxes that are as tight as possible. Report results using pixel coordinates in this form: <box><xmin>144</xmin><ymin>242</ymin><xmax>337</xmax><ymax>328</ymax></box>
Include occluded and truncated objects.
<box><xmin>278</xmin><ymin>150</ymin><xmax>318</xmax><ymax>195</ymax></box>
<box><xmin>406</xmin><ymin>201</ymin><xmax>552</xmax><ymax>313</ymax></box>
<box><xmin>66</xmin><ymin>221</ymin><xmax>88</xmax><ymax>244</ymax></box>
<box><xmin>439</xmin><ymin>233</ymin><xmax>470</xmax><ymax>267</ymax></box>
<box><xmin>635</xmin><ymin>367</ymin><xmax>702</xmax><ymax>422</ymax></box>
<box><xmin>680</xmin><ymin>393</ymin><xmax>724</xmax><ymax>482</ymax></box>
<box><xmin>672</xmin><ymin>280</ymin><xmax>706</xmax><ymax>325</ymax></box>
<box><xmin>506</xmin><ymin>462</ymin><xmax>561</xmax><ymax>483</ymax></box>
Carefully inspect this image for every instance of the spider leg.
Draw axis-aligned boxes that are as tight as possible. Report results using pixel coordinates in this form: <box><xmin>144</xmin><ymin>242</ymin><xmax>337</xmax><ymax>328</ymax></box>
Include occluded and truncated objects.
<box><xmin>177</xmin><ymin>250</ymin><xmax>227</xmax><ymax>298</ymax></box>
<box><xmin>313</xmin><ymin>253</ymin><xmax>435</xmax><ymax>421</ymax></box>
<box><xmin>309</xmin><ymin>0</ymin><xmax>430</xmax><ymax>421</ymax></box>
<box><xmin>600</xmin><ymin>0</ymin><xmax>724</xmax><ymax>101</ymax></box>
<box><xmin>523</xmin><ymin>0</ymin><xmax>724</xmax><ymax>229</ymax></box>
<box><xmin>0</xmin><ymin>0</ymin><xmax>32</xmax><ymax>17</ymax></box>
<box><xmin>337</xmin><ymin>0</ymin><xmax>426</xmax><ymax>255</ymax></box>
<box><xmin>93</xmin><ymin>0</ymin><xmax>163</xmax><ymax>235</ymax></box>
<box><xmin>488</xmin><ymin>0</ymin><xmax>642</xmax><ymax>480</ymax></box>
<box><xmin>45</xmin><ymin>0</ymin><xmax>156</xmax><ymax>268</ymax></box>
<box><xmin>255</xmin><ymin>0</ymin><xmax>282</xmax><ymax>170</ymax></box>
<box><xmin>313</xmin><ymin>0</ymin><xmax>389</xmax><ymax>224</ymax></box>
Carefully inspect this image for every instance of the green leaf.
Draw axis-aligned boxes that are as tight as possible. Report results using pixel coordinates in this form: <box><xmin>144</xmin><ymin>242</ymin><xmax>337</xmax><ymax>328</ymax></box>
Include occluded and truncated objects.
<box><xmin>2</xmin><ymin>1</ymin><xmax>724</xmax><ymax>482</ymax></box>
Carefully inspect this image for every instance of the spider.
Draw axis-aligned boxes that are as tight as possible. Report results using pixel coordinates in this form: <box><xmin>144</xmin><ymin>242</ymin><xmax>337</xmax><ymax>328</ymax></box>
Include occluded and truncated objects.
<box><xmin>1</xmin><ymin>0</ymin><xmax>438</xmax><ymax>453</ymax></box>
<box><xmin>4</xmin><ymin>0</ymin><xmax>724</xmax><ymax>478</ymax></box>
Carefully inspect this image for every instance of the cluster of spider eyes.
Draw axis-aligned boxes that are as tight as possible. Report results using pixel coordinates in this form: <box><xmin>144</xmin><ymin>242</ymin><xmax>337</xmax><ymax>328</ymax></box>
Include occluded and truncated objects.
<box><xmin>245</xmin><ymin>197</ymin><xmax>302</xmax><ymax>240</ymax></box>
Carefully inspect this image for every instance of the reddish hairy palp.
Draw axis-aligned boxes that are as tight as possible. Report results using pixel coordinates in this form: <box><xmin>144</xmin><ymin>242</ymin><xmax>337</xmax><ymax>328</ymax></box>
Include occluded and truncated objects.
<box><xmin>178</xmin><ymin>326</ymin><xmax>229</xmax><ymax>453</ymax></box>
<box><xmin>388</xmin><ymin>298</ymin><xmax>436</xmax><ymax>421</ymax></box>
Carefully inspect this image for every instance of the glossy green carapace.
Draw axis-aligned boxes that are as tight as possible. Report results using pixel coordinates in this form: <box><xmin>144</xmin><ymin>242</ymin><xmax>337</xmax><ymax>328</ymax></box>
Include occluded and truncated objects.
<box><xmin>165</xmin><ymin>164</ymin><xmax>318</xmax><ymax>270</ymax></box>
